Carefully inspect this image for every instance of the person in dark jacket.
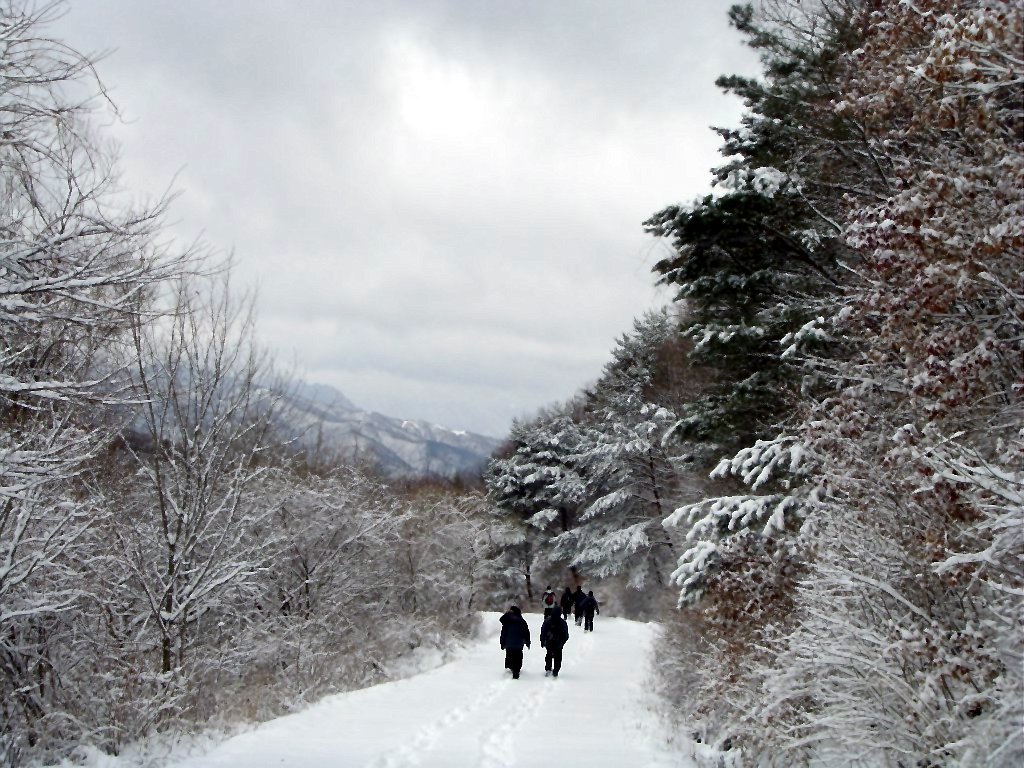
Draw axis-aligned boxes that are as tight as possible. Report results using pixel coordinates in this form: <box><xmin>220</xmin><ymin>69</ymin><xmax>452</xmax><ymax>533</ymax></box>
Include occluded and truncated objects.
<box><xmin>581</xmin><ymin>590</ymin><xmax>600</xmax><ymax>632</ymax></box>
<box><xmin>572</xmin><ymin>585</ymin><xmax>586</xmax><ymax>626</ymax></box>
<box><xmin>540</xmin><ymin>607</ymin><xmax>570</xmax><ymax>677</ymax></box>
<box><xmin>498</xmin><ymin>605</ymin><xmax>531</xmax><ymax>678</ymax></box>
<box><xmin>559</xmin><ymin>587</ymin><xmax>574</xmax><ymax>620</ymax></box>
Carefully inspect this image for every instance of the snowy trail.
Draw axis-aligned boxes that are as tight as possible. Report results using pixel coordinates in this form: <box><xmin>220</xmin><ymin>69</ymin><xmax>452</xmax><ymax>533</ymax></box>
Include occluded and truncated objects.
<box><xmin>168</xmin><ymin>613</ymin><xmax>689</xmax><ymax>768</ymax></box>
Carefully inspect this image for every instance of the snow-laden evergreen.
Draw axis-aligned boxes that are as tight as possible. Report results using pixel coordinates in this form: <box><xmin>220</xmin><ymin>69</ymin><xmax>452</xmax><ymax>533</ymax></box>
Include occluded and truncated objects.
<box><xmin>487</xmin><ymin>312</ymin><xmax>691</xmax><ymax>593</ymax></box>
<box><xmin>547</xmin><ymin>314</ymin><xmax>686</xmax><ymax>588</ymax></box>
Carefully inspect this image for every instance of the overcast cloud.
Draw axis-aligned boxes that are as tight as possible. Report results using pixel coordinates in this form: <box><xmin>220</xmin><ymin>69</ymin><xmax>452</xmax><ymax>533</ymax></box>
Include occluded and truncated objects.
<box><xmin>55</xmin><ymin>1</ymin><xmax>759</xmax><ymax>437</ymax></box>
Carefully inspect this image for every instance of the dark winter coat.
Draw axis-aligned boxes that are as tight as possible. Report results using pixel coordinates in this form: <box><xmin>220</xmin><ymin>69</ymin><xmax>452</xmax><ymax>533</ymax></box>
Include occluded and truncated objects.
<box><xmin>581</xmin><ymin>595</ymin><xmax>600</xmax><ymax>618</ymax></box>
<box><xmin>540</xmin><ymin>612</ymin><xmax>569</xmax><ymax>649</ymax></box>
<box><xmin>499</xmin><ymin>610</ymin><xmax>531</xmax><ymax>651</ymax></box>
<box><xmin>559</xmin><ymin>588</ymin><xmax>574</xmax><ymax>613</ymax></box>
<box><xmin>572</xmin><ymin>587</ymin><xmax>586</xmax><ymax>611</ymax></box>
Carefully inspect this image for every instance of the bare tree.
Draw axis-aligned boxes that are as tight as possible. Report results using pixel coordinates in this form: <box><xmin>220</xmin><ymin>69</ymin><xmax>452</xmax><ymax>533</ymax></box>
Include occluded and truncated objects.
<box><xmin>0</xmin><ymin>3</ymin><xmax>190</xmax><ymax>758</ymax></box>
<box><xmin>119</xmin><ymin>272</ymin><xmax>284</xmax><ymax>679</ymax></box>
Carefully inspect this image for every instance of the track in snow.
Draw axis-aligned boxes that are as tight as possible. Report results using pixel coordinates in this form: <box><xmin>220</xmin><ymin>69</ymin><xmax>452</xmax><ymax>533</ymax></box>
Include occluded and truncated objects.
<box><xmin>168</xmin><ymin>613</ymin><xmax>689</xmax><ymax>768</ymax></box>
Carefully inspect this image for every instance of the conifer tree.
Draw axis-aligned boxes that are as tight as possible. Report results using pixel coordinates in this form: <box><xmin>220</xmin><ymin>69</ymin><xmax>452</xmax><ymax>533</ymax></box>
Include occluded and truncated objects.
<box><xmin>485</xmin><ymin>409</ymin><xmax>587</xmax><ymax>593</ymax></box>
<box><xmin>487</xmin><ymin>314</ymin><xmax>695</xmax><ymax>590</ymax></box>
<box><xmin>644</xmin><ymin>2</ymin><xmax>855</xmax><ymax>457</ymax></box>
<box><xmin>549</xmin><ymin>313</ymin><xmax>685</xmax><ymax>587</ymax></box>
<box><xmin>486</xmin><ymin>410</ymin><xmax>586</xmax><ymax>536</ymax></box>
<box><xmin>650</xmin><ymin>0</ymin><xmax>868</xmax><ymax>601</ymax></box>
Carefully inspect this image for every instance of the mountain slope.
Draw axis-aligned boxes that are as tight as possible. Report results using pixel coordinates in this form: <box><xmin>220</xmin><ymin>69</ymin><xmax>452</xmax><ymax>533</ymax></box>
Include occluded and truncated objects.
<box><xmin>284</xmin><ymin>382</ymin><xmax>502</xmax><ymax>478</ymax></box>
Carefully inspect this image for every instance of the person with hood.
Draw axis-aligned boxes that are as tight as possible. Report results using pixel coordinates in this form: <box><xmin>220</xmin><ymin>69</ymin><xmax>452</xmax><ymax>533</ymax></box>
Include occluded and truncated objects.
<box><xmin>559</xmin><ymin>586</ymin><xmax>574</xmax><ymax>620</ymax></box>
<box><xmin>581</xmin><ymin>590</ymin><xmax>600</xmax><ymax>632</ymax></box>
<box><xmin>498</xmin><ymin>605</ymin><xmax>531</xmax><ymax>679</ymax></box>
<box><xmin>540</xmin><ymin>604</ymin><xmax>570</xmax><ymax>677</ymax></box>
<box><xmin>572</xmin><ymin>585</ymin><xmax>586</xmax><ymax>626</ymax></box>
<box><xmin>541</xmin><ymin>585</ymin><xmax>557</xmax><ymax>615</ymax></box>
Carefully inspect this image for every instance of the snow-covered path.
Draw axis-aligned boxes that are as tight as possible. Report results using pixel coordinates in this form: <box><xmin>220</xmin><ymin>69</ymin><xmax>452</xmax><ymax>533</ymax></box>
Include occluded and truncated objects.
<box><xmin>169</xmin><ymin>613</ymin><xmax>689</xmax><ymax>768</ymax></box>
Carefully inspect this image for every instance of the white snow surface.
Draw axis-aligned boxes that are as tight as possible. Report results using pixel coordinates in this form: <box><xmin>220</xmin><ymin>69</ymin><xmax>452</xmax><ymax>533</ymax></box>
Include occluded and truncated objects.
<box><xmin>160</xmin><ymin>613</ymin><xmax>690</xmax><ymax>768</ymax></box>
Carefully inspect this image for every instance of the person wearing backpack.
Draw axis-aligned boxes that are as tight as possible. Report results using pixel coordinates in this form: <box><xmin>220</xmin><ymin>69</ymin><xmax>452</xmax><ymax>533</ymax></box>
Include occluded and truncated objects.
<box><xmin>540</xmin><ymin>605</ymin><xmax>570</xmax><ymax>678</ymax></box>
<box><xmin>581</xmin><ymin>590</ymin><xmax>600</xmax><ymax>632</ymax></box>
<box><xmin>541</xmin><ymin>585</ymin><xmax>557</xmax><ymax>615</ymax></box>
<box><xmin>559</xmin><ymin>586</ymin><xmax>574</xmax><ymax>620</ymax></box>
<box><xmin>498</xmin><ymin>605</ymin><xmax>531</xmax><ymax>679</ymax></box>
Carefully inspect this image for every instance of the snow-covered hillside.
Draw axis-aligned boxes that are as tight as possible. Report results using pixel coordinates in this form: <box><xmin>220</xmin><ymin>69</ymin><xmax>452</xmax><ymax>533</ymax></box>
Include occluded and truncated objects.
<box><xmin>285</xmin><ymin>382</ymin><xmax>502</xmax><ymax>478</ymax></box>
<box><xmin>164</xmin><ymin>614</ymin><xmax>692</xmax><ymax>768</ymax></box>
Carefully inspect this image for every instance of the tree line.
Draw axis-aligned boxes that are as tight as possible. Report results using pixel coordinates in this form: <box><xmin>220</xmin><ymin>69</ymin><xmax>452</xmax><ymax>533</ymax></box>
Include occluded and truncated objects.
<box><xmin>485</xmin><ymin>1</ymin><xmax>1022</xmax><ymax>764</ymax></box>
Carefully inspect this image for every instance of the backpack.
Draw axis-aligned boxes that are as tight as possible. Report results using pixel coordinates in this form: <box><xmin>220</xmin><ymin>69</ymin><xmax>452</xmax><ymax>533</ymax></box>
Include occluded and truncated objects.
<box><xmin>544</xmin><ymin>592</ymin><xmax>554</xmax><ymax>606</ymax></box>
<box><xmin>549</xmin><ymin>616</ymin><xmax>569</xmax><ymax>645</ymax></box>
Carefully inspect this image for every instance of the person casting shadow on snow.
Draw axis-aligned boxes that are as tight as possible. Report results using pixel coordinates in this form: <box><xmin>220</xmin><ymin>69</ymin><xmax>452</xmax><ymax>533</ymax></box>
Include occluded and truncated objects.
<box><xmin>581</xmin><ymin>590</ymin><xmax>600</xmax><ymax>632</ymax></box>
<box><xmin>540</xmin><ymin>604</ymin><xmax>570</xmax><ymax>677</ymax></box>
<box><xmin>498</xmin><ymin>605</ymin><xmax>531</xmax><ymax>679</ymax></box>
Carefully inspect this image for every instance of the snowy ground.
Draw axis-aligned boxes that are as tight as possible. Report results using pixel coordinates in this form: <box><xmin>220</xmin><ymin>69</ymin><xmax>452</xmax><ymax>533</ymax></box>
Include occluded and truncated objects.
<box><xmin>158</xmin><ymin>612</ymin><xmax>693</xmax><ymax>768</ymax></box>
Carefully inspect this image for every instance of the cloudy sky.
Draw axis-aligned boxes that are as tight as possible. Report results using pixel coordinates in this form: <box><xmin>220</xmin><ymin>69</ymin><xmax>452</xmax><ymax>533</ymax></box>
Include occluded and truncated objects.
<box><xmin>55</xmin><ymin>1</ymin><xmax>759</xmax><ymax>438</ymax></box>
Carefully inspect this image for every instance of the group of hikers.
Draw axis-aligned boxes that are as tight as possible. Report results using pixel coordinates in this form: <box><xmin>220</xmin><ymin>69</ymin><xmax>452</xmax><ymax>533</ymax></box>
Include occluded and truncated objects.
<box><xmin>498</xmin><ymin>585</ymin><xmax>600</xmax><ymax>679</ymax></box>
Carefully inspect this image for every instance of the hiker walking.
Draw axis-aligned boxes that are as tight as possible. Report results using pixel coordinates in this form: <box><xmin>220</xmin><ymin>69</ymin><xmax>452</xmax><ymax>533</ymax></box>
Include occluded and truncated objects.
<box><xmin>541</xmin><ymin>585</ymin><xmax>558</xmax><ymax>616</ymax></box>
<box><xmin>581</xmin><ymin>590</ymin><xmax>600</xmax><ymax>632</ymax></box>
<box><xmin>559</xmin><ymin>586</ymin><xmax>574</xmax><ymax>620</ymax></box>
<box><xmin>498</xmin><ymin>605</ymin><xmax>531</xmax><ymax>679</ymax></box>
<box><xmin>540</xmin><ymin>605</ymin><xmax>570</xmax><ymax>678</ymax></box>
<box><xmin>572</xmin><ymin>585</ymin><xmax>586</xmax><ymax>626</ymax></box>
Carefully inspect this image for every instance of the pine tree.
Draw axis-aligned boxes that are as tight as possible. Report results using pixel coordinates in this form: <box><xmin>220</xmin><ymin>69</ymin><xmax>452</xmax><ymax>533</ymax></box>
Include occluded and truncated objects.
<box><xmin>649</xmin><ymin>0</ymin><xmax>868</xmax><ymax>602</ymax></box>
<box><xmin>485</xmin><ymin>409</ymin><xmax>587</xmax><ymax>595</ymax></box>
<box><xmin>486</xmin><ymin>313</ymin><xmax>697</xmax><ymax>591</ymax></box>
<box><xmin>548</xmin><ymin>313</ymin><xmax>685</xmax><ymax>587</ymax></box>
<box><xmin>644</xmin><ymin>2</ymin><xmax>857</xmax><ymax>457</ymax></box>
<box><xmin>486</xmin><ymin>410</ymin><xmax>586</xmax><ymax>536</ymax></box>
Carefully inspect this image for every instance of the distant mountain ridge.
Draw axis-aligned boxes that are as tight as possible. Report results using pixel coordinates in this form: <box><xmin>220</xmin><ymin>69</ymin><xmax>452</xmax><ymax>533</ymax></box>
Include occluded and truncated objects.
<box><xmin>285</xmin><ymin>382</ymin><xmax>502</xmax><ymax>478</ymax></box>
